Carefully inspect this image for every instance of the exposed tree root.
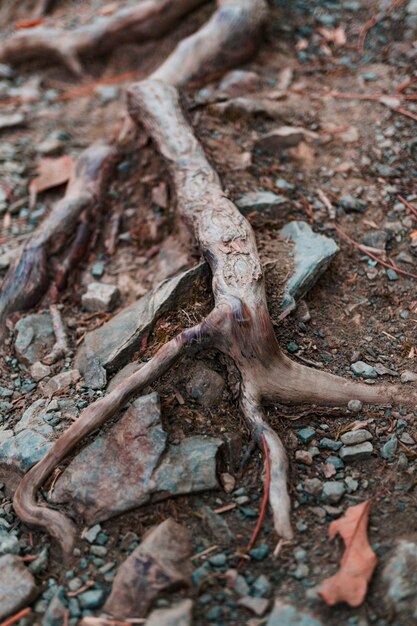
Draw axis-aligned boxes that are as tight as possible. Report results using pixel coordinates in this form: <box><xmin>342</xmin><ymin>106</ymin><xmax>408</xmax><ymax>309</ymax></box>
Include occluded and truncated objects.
<box><xmin>0</xmin><ymin>143</ymin><xmax>115</xmax><ymax>331</ymax></box>
<box><xmin>0</xmin><ymin>0</ymin><xmax>208</xmax><ymax>76</ymax></box>
<box><xmin>11</xmin><ymin>0</ymin><xmax>416</xmax><ymax>556</ymax></box>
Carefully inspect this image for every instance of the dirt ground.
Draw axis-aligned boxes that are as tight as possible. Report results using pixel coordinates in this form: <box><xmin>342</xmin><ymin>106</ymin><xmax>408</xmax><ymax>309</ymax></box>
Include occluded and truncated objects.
<box><xmin>0</xmin><ymin>0</ymin><xmax>416</xmax><ymax>625</ymax></box>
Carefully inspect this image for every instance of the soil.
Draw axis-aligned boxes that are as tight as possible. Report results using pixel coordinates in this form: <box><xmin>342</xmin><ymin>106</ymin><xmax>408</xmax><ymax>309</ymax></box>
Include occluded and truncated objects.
<box><xmin>0</xmin><ymin>1</ymin><xmax>416</xmax><ymax>625</ymax></box>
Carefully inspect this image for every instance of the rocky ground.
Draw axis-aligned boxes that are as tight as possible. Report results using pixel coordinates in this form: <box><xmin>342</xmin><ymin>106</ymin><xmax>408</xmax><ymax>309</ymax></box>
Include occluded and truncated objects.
<box><xmin>0</xmin><ymin>0</ymin><xmax>417</xmax><ymax>625</ymax></box>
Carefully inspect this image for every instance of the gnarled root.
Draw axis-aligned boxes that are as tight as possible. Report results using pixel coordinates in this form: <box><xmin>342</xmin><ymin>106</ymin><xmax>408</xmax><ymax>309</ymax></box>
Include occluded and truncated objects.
<box><xmin>0</xmin><ymin>143</ymin><xmax>115</xmax><ymax>330</ymax></box>
<box><xmin>12</xmin><ymin>0</ymin><xmax>415</xmax><ymax>556</ymax></box>
<box><xmin>14</xmin><ymin>318</ymin><xmax>213</xmax><ymax>554</ymax></box>
<box><xmin>0</xmin><ymin>0</ymin><xmax>207</xmax><ymax>75</ymax></box>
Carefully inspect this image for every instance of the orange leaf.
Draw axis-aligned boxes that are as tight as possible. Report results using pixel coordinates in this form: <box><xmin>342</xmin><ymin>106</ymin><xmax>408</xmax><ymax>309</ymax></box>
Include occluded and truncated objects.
<box><xmin>318</xmin><ymin>500</ymin><xmax>377</xmax><ymax>607</ymax></box>
<box><xmin>29</xmin><ymin>155</ymin><xmax>74</xmax><ymax>208</ymax></box>
<box><xmin>15</xmin><ymin>19</ymin><xmax>45</xmax><ymax>29</ymax></box>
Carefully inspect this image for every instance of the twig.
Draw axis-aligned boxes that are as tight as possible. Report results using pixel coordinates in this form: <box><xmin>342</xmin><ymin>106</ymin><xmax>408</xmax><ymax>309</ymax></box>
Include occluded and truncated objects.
<box><xmin>358</xmin><ymin>0</ymin><xmax>406</xmax><ymax>54</ymax></box>
<box><xmin>191</xmin><ymin>545</ymin><xmax>219</xmax><ymax>560</ymax></box>
<box><xmin>333</xmin><ymin>223</ymin><xmax>417</xmax><ymax>280</ymax></box>
<box><xmin>246</xmin><ymin>434</ymin><xmax>271</xmax><ymax>553</ymax></box>
<box><xmin>317</xmin><ymin>188</ymin><xmax>335</xmax><ymax>220</ymax></box>
<box><xmin>398</xmin><ymin>195</ymin><xmax>417</xmax><ymax>219</ymax></box>
<box><xmin>0</xmin><ymin>608</ymin><xmax>31</xmax><ymax>626</ymax></box>
<box><xmin>393</xmin><ymin>107</ymin><xmax>417</xmax><ymax>123</ymax></box>
<box><xmin>396</xmin><ymin>76</ymin><xmax>417</xmax><ymax>93</ymax></box>
<box><xmin>43</xmin><ymin>305</ymin><xmax>69</xmax><ymax>365</ymax></box>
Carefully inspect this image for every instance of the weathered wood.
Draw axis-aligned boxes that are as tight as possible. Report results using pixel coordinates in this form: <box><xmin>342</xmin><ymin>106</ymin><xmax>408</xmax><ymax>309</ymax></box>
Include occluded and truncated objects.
<box><xmin>0</xmin><ymin>144</ymin><xmax>115</xmax><ymax>330</ymax></box>
<box><xmin>13</xmin><ymin>0</ymin><xmax>414</xmax><ymax>557</ymax></box>
<box><xmin>0</xmin><ymin>0</ymin><xmax>207</xmax><ymax>75</ymax></box>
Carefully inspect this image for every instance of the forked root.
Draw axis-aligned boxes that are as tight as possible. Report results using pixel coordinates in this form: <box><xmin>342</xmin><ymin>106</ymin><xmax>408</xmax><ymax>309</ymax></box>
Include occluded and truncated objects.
<box><xmin>0</xmin><ymin>0</ymin><xmax>207</xmax><ymax>75</ymax></box>
<box><xmin>11</xmin><ymin>0</ymin><xmax>415</xmax><ymax>556</ymax></box>
<box><xmin>14</xmin><ymin>319</ymin><xmax>213</xmax><ymax>553</ymax></box>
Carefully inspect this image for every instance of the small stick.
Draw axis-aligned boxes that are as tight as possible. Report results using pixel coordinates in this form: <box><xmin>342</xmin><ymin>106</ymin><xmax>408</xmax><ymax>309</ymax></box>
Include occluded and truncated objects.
<box><xmin>246</xmin><ymin>434</ymin><xmax>271</xmax><ymax>553</ymax></box>
<box><xmin>393</xmin><ymin>107</ymin><xmax>417</xmax><ymax>123</ymax></box>
<box><xmin>0</xmin><ymin>608</ymin><xmax>31</xmax><ymax>626</ymax></box>
<box><xmin>43</xmin><ymin>305</ymin><xmax>69</xmax><ymax>365</ymax></box>
<box><xmin>398</xmin><ymin>194</ymin><xmax>417</xmax><ymax>219</ymax></box>
<box><xmin>191</xmin><ymin>545</ymin><xmax>219</xmax><ymax>560</ymax></box>
<box><xmin>358</xmin><ymin>0</ymin><xmax>406</xmax><ymax>54</ymax></box>
<box><xmin>317</xmin><ymin>188</ymin><xmax>335</xmax><ymax>220</ymax></box>
<box><xmin>333</xmin><ymin>223</ymin><xmax>417</xmax><ymax>280</ymax></box>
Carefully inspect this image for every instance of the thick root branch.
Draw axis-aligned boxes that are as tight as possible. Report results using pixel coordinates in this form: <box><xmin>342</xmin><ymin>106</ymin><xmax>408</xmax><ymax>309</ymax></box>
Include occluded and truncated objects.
<box><xmin>152</xmin><ymin>0</ymin><xmax>268</xmax><ymax>86</ymax></box>
<box><xmin>0</xmin><ymin>143</ymin><xmax>115</xmax><ymax>330</ymax></box>
<box><xmin>0</xmin><ymin>0</ymin><xmax>207</xmax><ymax>75</ymax></box>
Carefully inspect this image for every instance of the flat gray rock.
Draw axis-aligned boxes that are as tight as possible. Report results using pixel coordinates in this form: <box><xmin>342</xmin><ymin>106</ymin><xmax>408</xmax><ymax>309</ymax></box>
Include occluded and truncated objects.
<box><xmin>266</xmin><ymin>600</ymin><xmax>323</xmax><ymax>626</ymax></box>
<box><xmin>0</xmin><ymin>554</ymin><xmax>38</xmax><ymax>620</ymax></box>
<box><xmin>14</xmin><ymin>312</ymin><xmax>55</xmax><ymax>366</ymax></box>
<box><xmin>383</xmin><ymin>539</ymin><xmax>417</xmax><ymax>622</ymax></box>
<box><xmin>105</xmin><ymin>519</ymin><xmax>192</xmax><ymax>618</ymax></box>
<box><xmin>0</xmin><ymin>399</ymin><xmax>54</xmax><ymax>472</ymax></box>
<box><xmin>237</xmin><ymin>191</ymin><xmax>289</xmax><ymax>219</ymax></box>
<box><xmin>280</xmin><ymin>221</ymin><xmax>339</xmax><ymax>310</ymax></box>
<box><xmin>75</xmin><ymin>263</ymin><xmax>208</xmax><ymax>387</ymax></box>
<box><xmin>339</xmin><ymin>441</ymin><xmax>373</xmax><ymax>463</ymax></box>
<box><xmin>50</xmin><ymin>392</ymin><xmax>222</xmax><ymax>524</ymax></box>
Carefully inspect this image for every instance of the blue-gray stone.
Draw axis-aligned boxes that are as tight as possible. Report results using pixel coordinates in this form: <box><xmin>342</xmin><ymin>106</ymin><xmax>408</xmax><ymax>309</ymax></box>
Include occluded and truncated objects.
<box><xmin>192</xmin><ymin>562</ymin><xmax>211</xmax><ymax>586</ymax></box>
<box><xmin>0</xmin><ymin>399</ymin><xmax>54</xmax><ymax>472</ymax></box>
<box><xmin>91</xmin><ymin>262</ymin><xmax>104</xmax><ymax>279</ymax></box>
<box><xmin>381</xmin><ymin>434</ymin><xmax>398</xmax><ymax>460</ymax></box>
<box><xmin>266</xmin><ymin>600</ymin><xmax>323</xmax><ymax>626</ymax></box>
<box><xmin>297</xmin><ymin>428</ymin><xmax>316</xmax><ymax>444</ymax></box>
<box><xmin>0</xmin><ymin>554</ymin><xmax>38</xmax><ymax>620</ymax></box>
<box><xmin>0</xmin><ymin>532</ymin><xmax>19</xmax><ymax>556</ymax></box>
<box><xmin>42</xmin><ymin>587</ymin><xmax>66</xmax><ymax>626</ymax></box>
<box><xmin>321</xmin><ymin>481</ymin><xmax>345</xmax><ymax>504</ymax></box>
<box><xmin>253</xmin><ymin>574</ymin><xmax>271</xmax><ymax>597</ymax></box>
<box><xmin>386</xmin><ymin>269</ymin><xmax>399</xmax><ymax>281</ymax></box>
<box><xmin>351</xmin><ymin>361</ymin><xmax>377</xmax><ymax>378</ymax></box>
<box><xmin>84</xmin><ymin>525</ymin><xmax>101</xmax><ymax>544</ymax></box>
<box><xmin>209</xmin><ymin>553</ymin><xmax>227</xmax><ymax>567</ymax></box>
<box><xmin>237</xmin><ymin>191</ymin><xmax>288</xmax><ymax>217</ymax></box>
<box><xmin>327</xmin><ymin>456</ymin><xmax>344</xmax><ymax>470</ymax></box>
<box><xmin>319</xmin><ymin>438</ymin><xmax>342</xmax><ymax>452</ymax></box>
<box><xmin>383</xmin><ymin>540</ymin><xmax>417</xmax><ymax>622</ymax></box>
<box><xmin>14</xmin><ymin>313</ymin><xmax>54</xmax><ymax>366</ymax></box>
<box><xmin>280</xmin><ymin>221</ymin><xmax>339</xmax><ymax>310</ymax></box>
<box><xmin>339</xmin><ymin>195</ymin><xmax>366</xmax><ymax>213</ymax></box>
<box><xmin>249</xmin><ymin>544</ymin><xmax>269</xmax><ymax>561</ymax></box>
<box><xmin>207</xmin><ymin>606</ymin><xmax>223</xmax><ymax>621</ymax></box>
<box><xmin>78</xmin><ymin>589</ymin><xmax>104</xmax><ymax>610</ymax></box>
<box><xmin>340</xmin><ymin>442</ymin><xmax>373</xmax><ymax>463</ymax></box>
<box><xmin>287</xmin><ymin>342</ymin><xmax>299</xmax><ymax>353</ymax></box>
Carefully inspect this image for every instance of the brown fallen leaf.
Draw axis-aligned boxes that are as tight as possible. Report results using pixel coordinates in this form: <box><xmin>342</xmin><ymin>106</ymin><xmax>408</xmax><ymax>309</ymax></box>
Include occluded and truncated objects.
<box><xmin>318</xmin><ymin>500</ymin><xmax>377</xmax><ymax>607</ymax></box>
<box><xmin>29</xmin><ymin>155</ymin><xmax>74</xmax><ymax>208</ymax></box>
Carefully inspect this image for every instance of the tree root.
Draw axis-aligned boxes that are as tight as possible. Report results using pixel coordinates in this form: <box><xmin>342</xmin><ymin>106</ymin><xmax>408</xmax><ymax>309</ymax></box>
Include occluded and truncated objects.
<box><xmin>0</xmin><ymin>143</ymin><xmax>115</xmax><ymax>331</ymax></box>
<box><xmin>11</xmin><ymin>0</ymin><xmax>416</xmax><ymax>556</ymax></box>
<box><xmin>0</xmin><ymin>0</ymin><xmax>208</xmax><ymax>76</ymax></box>
<box><xmin>43</xmin><ymin>305</ymin><xmax>69</xmax><ymax>365</ymax></box>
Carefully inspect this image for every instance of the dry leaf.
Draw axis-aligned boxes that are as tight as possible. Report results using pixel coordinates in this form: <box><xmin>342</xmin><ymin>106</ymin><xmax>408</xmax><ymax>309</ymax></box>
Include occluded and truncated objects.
<box><xmin>318</xmin><ymin>500</ymin><xmax>377</xmax><ymax>607</ymax></box>
<box><xmin>29</xmin><ymin>155</ymin><xmax>74</xmax><ymax>208</ymax></box>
